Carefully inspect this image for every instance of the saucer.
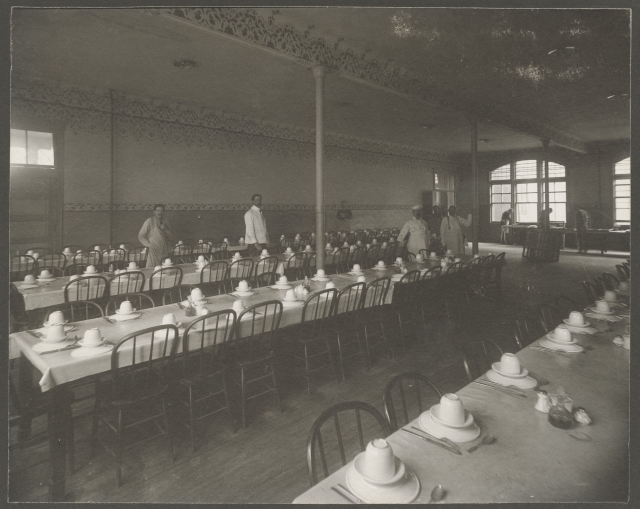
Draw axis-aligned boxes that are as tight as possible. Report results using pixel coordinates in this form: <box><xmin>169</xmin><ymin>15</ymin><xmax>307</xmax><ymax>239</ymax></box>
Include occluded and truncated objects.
<box><xmin>33</xmin><ymin>338</ymin><xmax>75</xmax><ymax>352</ymax></box>
<box><xmin>43</xmin><ymin>319</ymin><xmax>69</xmax><ymax>327</ymax></box>
<box><xmin>613</xmin><ymin>336</ymin><xmax>624</xmax><ymax>346</ymax></box>
<box><xmin>270</xmin><ymin>284</ymin><xmax>292</xmax><ymax>290</ymax></box>
<box><xmin>588</xmin><ymin>306</ymin><xmax>614</xmax><ymax>315</ymax></box>
<box><xmin>116</xmin><ymin>308</ymin><xmax>137</xmax><ymax>315</ymax></box>
<box><xmin>108</xmin><ymin>312</ymin><xmax>142</xmax><ymax>322</ymax></box>
<box><xmin>348</xmin><ymin>271</ymin><xmax>365</xmax><ymax>276</ymax></box>
<box><xmin>235</xmin><ymin>286</ymin><xmax>252</xmax><ymax>293</ymax></box>
<box><xmin>19</xmin><ymin>284</ymin><xmax>41</xmax><ymax>290</ymax></box>
<box><xmin>188</xmin><ymin>298</ymin><xmax>208</xmax><ymax>306</ymax></box>
<box><xmin>311</xmin><ymin>277</ymin><xmax>329</xmax><ymax>282</ymax></box>
<box><xmin>545</xmin><ymin>333</ymin><xmax>578</xmax><ymax>345</ymax></box>
<box><xmin>538</xmin><ymin>338</ymin><xmax>584</xmax><ymax>353</ymax></box>
<box><xmin>429</xmin><ymin>404</ymin><xmax>474</xmax><ymax>428</ymax></box>
<box><xmin>418</xmin><ymin>411</ymin><xmax>481</xmax><ymax>443</ymax></box>
<box><xmin>486</xmin><ymin>370</ymin><xmax>538</xmax><ymax>389</ymax></box>
<box><xmin>353</xmin><ymin>452</ymin><xmax>406</xmax><ymax>485</ymax></box>
<box><xmin>233</xmin><ymin>291</ymin><xmax>254</xmax><ymax>297</ymax></box>
<box><xmin>77</xmin><ymin>338</ymin><xmax>107</xmax><ymax>348</ymax></box>
<box><xmin>346</xmin><ymin>463</ymin><xmax>420</xmax><ymax>504</ymax></box>
<box><xmin>491</xmin><ymin>362</ymin><xmax>529</xmax><ymax>378</ymax></box>
<box><xmin>373</xmin><ymin>265</ymin><xmax>387</xmax><ymax>270</ymax></box>
<box><xmin>71</xmin><ymin>344</ymin><xmax>113</xmax><ymax>358</ymax></box>
<box><xmin>562</xmin><ymin>319</ymin><xmax>591</xmax><ymax>328</ymax></box>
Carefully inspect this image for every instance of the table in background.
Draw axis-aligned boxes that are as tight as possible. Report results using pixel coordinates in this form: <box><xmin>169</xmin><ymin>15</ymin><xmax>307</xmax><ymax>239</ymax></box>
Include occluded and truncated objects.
<box><xmin>293</xmin><ymin>319</ymin><xmax>629</xmax><ymax>503</ymax></box>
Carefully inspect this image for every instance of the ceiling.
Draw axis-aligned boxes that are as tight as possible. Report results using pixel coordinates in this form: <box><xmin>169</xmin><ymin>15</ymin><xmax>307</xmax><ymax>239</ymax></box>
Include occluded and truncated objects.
<box><xmin>11</xmin><ymin>7</ymin><xmax>630</xmax><ymax>156</ymax></box>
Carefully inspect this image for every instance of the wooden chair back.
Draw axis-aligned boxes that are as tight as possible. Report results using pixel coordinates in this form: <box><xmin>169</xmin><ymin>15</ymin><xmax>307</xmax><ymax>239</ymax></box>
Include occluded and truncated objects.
<box><xmin>181</xmin><ymin>309</ymin><xmax>236</xmax><ymax>375</ymax></box>
<box><xmin>149</xmin><ymin>266</ymin><xmax>183</xmax><ymax>290</ymax></box>
<box><xmin>383</xmin><ymin>372</ymin><xmax>442</xmax><ymax>432</ymax></box>
<box><xmin>106</xmin><ymin>292</ymin><xmax>155</xmax><ymax>316</ymax></box>
<box><xmin>108</xmin><ymin>271</ymin><xmax>146</xmax><ymax>296</ymax></box>
<box><xmin>462</xmin><ymin>340</ymin><xmax>504</xmax><ymax>382</ymax></box>
<box><xmin>64</xmin><ymin>275</ymin><xmax>108</xmax><ymax>303</ymax></box>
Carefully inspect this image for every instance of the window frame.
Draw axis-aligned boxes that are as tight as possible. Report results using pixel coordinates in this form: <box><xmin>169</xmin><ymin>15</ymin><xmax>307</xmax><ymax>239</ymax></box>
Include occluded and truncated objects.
<box><xmin>613</xmin><ymin>157</ymin><xmax>630</xmax><ymax>226</ymax></box>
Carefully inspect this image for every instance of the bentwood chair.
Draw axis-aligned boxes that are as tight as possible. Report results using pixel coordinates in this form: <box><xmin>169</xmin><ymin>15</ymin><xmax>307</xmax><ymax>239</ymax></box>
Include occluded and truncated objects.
<box><xmin>209</xmin><ymin>242</ymin><xmax>229</xmax><ymax>261</ymax></box>
<box><xmin>283</xmin><ymin>252</ymin><xmax>307</xmax><ymax>281</ymax></box>
<box><xmin>554</xmin><ymin>294</ymin><xmax>579</xmax><ymax>318</ymax></box>
<box><xmin>253</xmin><ymin>256</ymin><xmax>279</xmax><ymax>287</ymax></box>
<box><xmin>64</xmin><ymin>275</ymin><xmax>108</xmax><ymax>305</ymax></box>
<box><xmin>286</xmin><ymin>289</ymin><xmax>340</xmax><ymax>395</ymax></box>
<box><xmin>10</xmin><ymin>254</ymin><xmax>37</xmax><ymax>282</ymax></box>
<box><xmin>537</xmin><ymin>303</ymin><xmax>564</xmax><ymax>333</ymax></box>
<box><xmin>200</xmin><ymin>260</ymin><xmax>229</xmax><ymax>296</ymax></box>
<box><xmin>91</xmin><ymin>324</ymin><xmax>180</xmax><ymax>487</ymax></box>
<box><xmin>24</xmin><ymin>247</ymin><xmax>51</xmax><ymax>257</ymax></box>
<box><xmin>37</xmin><ymin>253</ymin><xmax>67</xmax><ymax>271</ymax></box>
<box><xmin>592</xmin><ymin>276</ymin><xmax>607</xmax><ymax>298</ymax></box>
<box><xmin>328</xmin><ymin>247</ymin><xmax>350</xmax><ymax>275</ymax></box>
<box><xmin>45</xmin><ymin>300</ymin><xmax>105</xmax><ymax>323</ymax></box>
<box><xmin>306</xmin><ymin>401</ymin><xmax>390</xmax><ymax>487</ymax></box>
<box><xmin>582</xmin><ymin>281</ymin><xmax>600</xmax><ymax>306</ymax></box>
<box><xmin>228</xmin><ymin>258</ymin><xmax>255</xmax><ymax>288</ymax></box>
<box><xmin>359</xmin><ymin>277</ymin><xmax>394</xmax><ymax>369</ymax></box>
<box><xmin>332</xmin><ymin>282</ymin><xmax>367</xmax><ymax>380</ymax></box>
<box><xmin>171</xmin><ymin>244</ymin><xmax>193</xmax><ymax>264</ymax></box>
<box><xmin>616</xmin><ymin>264</ymin><xmax>629</xmax><ymax>282</ymax></box>
<box><xmin>348</xmin><ymin>246</ymin><xmax>367</xmax><ymax>268</ymax></box>
<box><xmin>105</xmin><ymin>293</ymin><xmax>155</xmax><ymax>316</ymax></box>
<box><xmin>192</xmin><ymin>242</ymin><xmax>212</xmax><ymax>259</ymax></box>
<box><xmin>391</xmin><ymin>270</ymin><xmax>423</xmax><ymax>352</ymax></box>
<box><xmin>127</xmin><ymin>247</ymin><xmax>148</xmax><ymax>268</ymax></box>
<box><xmin>601</xmin><ymin>272</ymin><xmax>620</xmax><ymax>291</ymax></box>
<box><xmin>462</xmin><ymin>340</ymin><xmax>504</xmax><ymax>382</ymax></box>
<box><xmin>108</xmin><ymin>271</ymin><xmax>146</xmax><ymax>296</ymax></box>
<box><xmin>383</xmin><ymin>372</ymin><xmax>443</xmax><ymax>432</ymax></box>
<box><xmin>149</xmin><ymin>266</ymin><xmax>184</xmax><ymax>305</ymax></box>
<box><xmin>513</xmin><ymin>317</ymin><xmax>533</xmax><ymax>351</ymax></box>
<box><xmin>73</xmin><ymin>250</ymin><xmax>103</xmax><ymax>271</ymax></box>
<box><xmin>227</xmin><ymin>301</ymin><xmax>284</xmax><ymax>429</ymax></box>
<box><xmin>175</xmin><ymin>310</ymin><xmax>236</xmax><ymax>452</ymax></box>
<box><xmin>364</xmin><ymin>244</ymin><xmax>382</xmax><ymax>269</ymax></box>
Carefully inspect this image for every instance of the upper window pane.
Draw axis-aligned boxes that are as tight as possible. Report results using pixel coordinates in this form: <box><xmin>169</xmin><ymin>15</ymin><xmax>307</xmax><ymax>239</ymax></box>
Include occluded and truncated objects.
<box><xmin>548</xmin><ymin>162</ymin><xmax>566</xmax><ymax>178</ymax></box>
<box><xmin>615</xmin><ymin>157</ymin><xmax>630</xmax><ymax>175</ymax></box>
<box><xmin>490</xmin><ymin>164</ymin><xmax>511</xmax><ymax>181</ymax></box>
<box><xmin>515</xmin><ymin>160</ymin><xmax>538</xmax><ymax>180</ymax></box>
<box><xmin>11</xmin><ymin>129</ymin><xmax>54</xmax><ymax>166</ymax></box>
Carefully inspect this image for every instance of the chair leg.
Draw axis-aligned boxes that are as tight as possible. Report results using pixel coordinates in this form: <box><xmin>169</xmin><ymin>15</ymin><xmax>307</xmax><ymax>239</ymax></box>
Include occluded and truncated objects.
<box><xmin>303</xmin><ymin>345</ymin><xmax>311</xmax><ymax>396</ymax></box>
<box><xmin>90</xmin><ymin>394</ymin><xmax>100</xmax><ymax>458</ymax></box>
<box><xmin>221</xmin><ymin>373</ymin><xmax>235</xmax><ymax>433</ymax></box>
<box><xmin>65</xmin><ymin>402</ymin><xmax>75</xmax><ymax>473</ymax></box>
<box><xmin>240</xmin><ymin>367</ymin><xmax>247</xmax><ymax>429</ymax></box>
<box><xmin>397</xmin><ymin>315</ymin><xmax>406</xmax><ymax>352</ymax></box>
<box><xmin>270</xmin><ymin>362</ymin><xmax>282</xmax><ymax>413</ymax></box>
<box><xmin>116</xmin><ymin>409</ymin><xmax>123</xmax><ymax>488</ymax></box>
<box><xmin>336</xmin><ymin>332</ymin><xmax>346</xmax><ymax>381</ymax></box>
<box><xmin>162</xmin><ymin>398</ymin><xmax>174</xmax><ymax>462</ymax></box>
<box><xmin>326</xmin><ymin>339</ymin><xmax>341</xmax><ymax>384</ymax></box>
<box><xmin>362</xmin><ymin>325</ymin><xmax>372</xmax><ymax>370</ymax></box>
<box><xmin>188</xmin><ymin>386</ymin><xmax>196</xmax><ymax>453</ymax></box>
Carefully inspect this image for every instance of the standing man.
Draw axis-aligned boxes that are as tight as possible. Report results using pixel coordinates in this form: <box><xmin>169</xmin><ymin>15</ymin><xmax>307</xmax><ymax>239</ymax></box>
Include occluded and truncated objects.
<box><xmin>500</xmin><ymin>208</ymin><xmax>513</xmax><ymax>244</ymax></box>
<box><xmin>138</xmin><ymin>204</ymin><xmax>173</xmax><ymax>267</ymax></box>
<box><xmin>574</xmin><ymin>204</ymin><xmax>590</xmax><ymax>254</ymax></box>
<box><xmin>440</xmin><ymin>206</ymin><xmax>472</xmax><ymax>256</ymax></box>
<box><xmin>245</xmin><ymin>194</ymin><xmax>269</xmax><ymax>256</ymax></box>
<box><xmin>397</xmin><ymin>205</ymin><xmax>430</xmax><ymax>257</ymax></box>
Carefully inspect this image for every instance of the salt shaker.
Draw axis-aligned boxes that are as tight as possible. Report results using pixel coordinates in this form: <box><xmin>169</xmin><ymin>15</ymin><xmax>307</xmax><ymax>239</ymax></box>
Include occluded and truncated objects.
<box><xmin>534</xmin><ymin>389</ymin><xmax>550</xmax><ymax>413</ymax></box>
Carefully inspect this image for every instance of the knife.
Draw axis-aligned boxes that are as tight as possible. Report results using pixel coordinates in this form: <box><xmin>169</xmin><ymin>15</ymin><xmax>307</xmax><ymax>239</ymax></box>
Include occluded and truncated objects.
<box><xmin>331</xmin><ymin>486</ymin><xmax>357</xmax><ymax>504</ymax></box>
<box><xmin>530</xmin><ymin>345</ymin><xmax>573</xmax><ymax>357</ymax></box>
<box><xmin>472</xmin><ymin>380</ymin><xmax>527</xmax><ymax>398</ymax></box>
<box><xmin>479</xmin><ymin>379</ymin><xmax>527</xmax><ymax>396</ymax></box>
<box><xmin>401</xmin><ymin>428</ymin><xmax>462</xmax><ymax>455</ymax></box>
<box><xmin>410</xmin><ymin>426</ymin><xmax>462</xmax><ymax>453</ymax></box>
<box><xmin>40</xmin><ymin>344</ymin><xmax>81</xmax><ymax>355</ymax></box>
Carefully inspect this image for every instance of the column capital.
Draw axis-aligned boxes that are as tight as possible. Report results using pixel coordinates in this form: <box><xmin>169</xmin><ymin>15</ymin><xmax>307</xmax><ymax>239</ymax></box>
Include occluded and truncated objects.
<box><xmin>311</xmin><ymin>65</ymin><xmax>328</xmax><ymax>79</ymax></box>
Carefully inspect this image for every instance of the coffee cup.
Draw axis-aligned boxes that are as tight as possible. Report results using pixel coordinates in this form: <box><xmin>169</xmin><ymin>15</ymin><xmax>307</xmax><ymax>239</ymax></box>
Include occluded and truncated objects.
<box><xmin>278</xmin><ymin>276</ymin><xmax>288</xmax><ymax>285</ymax></box>
<box><xmin>234</xmin><ymin>252</ymin><xmax>241</xmax><ymax>259</ymax></box>
<box><xmin>286</xmin><ymin>247</ymin><xmax>293</xmax><ymax>254</ymax></box>
<box><xmin>382</xmin><ymin>242</ymin><xmax>388</xmax><ymax>247</ymax></box>
<box><xmin>197</xmin><ymin>255</ymin><xmax>205</xmax><ymax>262</ymax></box>
<box><xmin>119</xmin><ymin>300</ymin><xmax>134</xmax><ymax>314</ymax></box>
<box><xmin>326</xmin><ymin>242</ymin><xmax>332</xmax><ymax>249</ymax></box>
<box><xmin>63</xmin><ymin>247</ymin><xmax>72</xmax><ymax>254</ymax></box>
<box><xmin>284</xmin><ymin>289</ymin><xmax>296</xmax><ymax>301</ymax></box>
<box><xmin>396</xmin><ymin>257</ymin><xmax>403</xmax><ymax>265</ymax></box>
<box><xmin>604</xmin><ymin>290</ymin><xmax>617</xmax><ymax>303</ymax></box>
<box><xmin>239</xmin><ymin>237</ymin><xmax>245</xmax><ymax>244</ymax></box>
<box><xmin>128</xmin><ymin>261</ymin><xmax>137</xmax><ymax>270</ymax></box>
<box><xmin>197</xmin><ymin>261</ymin><xmax>206</xmax><ymax>270</ymax></box>
<box><xmin>618</xmin><ymin>281</ymin><xmax>630</xmax><ymax>292</ymax></box>
<box><xmin>39</xmin><ymin>269</ymin><xmax>52</xmax><ymax>280</ymax></box>
<box><xmin>325</xmin><ymin>282</ymin><xmax>336</xmax><ymax>289</ymax></box>
<box><xmin>366</xmin><ymin>244</ymin><xmax>371</xmax><ymax>248</ymax></box>
<box><xmin>372</xmin><ymin>239</ymin><xmax>378</xmax><ymax>244</ymax></box>
<box><xmin>595</xmin><ymin>299</ymin><xmax>611</xmax><ymax>313</ymax></box>
<box><xmin>295</xmin><ymin>234</ymin><xmax>301</xmax><ymax>239</ymax></box>
<box><xmin>47</xmin><ymin>310</ymin><xmax>65</xmax><ymax>325</ymax></box>
<box><xmin>454</xmin><ymin>257</ymin><xmax>462</xmax><ymax>263</ymax></box>
<box><xmin>85</xmin><ymin>265</ymin><xmax>96</xmax><ymax>274</ymax></box>
<box><xmin>356</xmin><ymin>240</ymin><xmax>362</xmax><ymax>245</ymax></box>
<box><xmin>190</xmin><ymin>288</ymin><xmax>204</xmax><ymax>302</ymax></box>
<box><xmin>154</xmin><ymin>265</ymin><xmax>162</xmax><ymax>271</ymax></box>
<box><xmin>352</xmin><ymin>264</ymin><xmax>361</xmax><ymax>273</ymax></box>
<box><xmin>24</xmin><ymin>274</ymin><xmax>36</xmax><ymax>284</ymax></box>
<box><xmin>316</xmin><ymin>269</ymin><xmax>326</xmax><ymax>278</ymax></box>
<box><xmin>198</xmin><ymin>239</ymin><xmax>203</xmax><ymax>244</ymax></box>
<box><xmin>232</xmin><ymin>300</ymin><xmax>245</xmax><ymax>314</ymax></box>
<box><xmin>349</xmin><ymin>245</ymin><xmax>356</xmax><ymax>252</ymax></box>
<box><xmin>430</xmin><ymin>252</ymin><xmax>437</xmax><ymax>258</ymax></box>
<box><xmin>43</xmin><ymin>323</ymin><xmax>66</xmax><ymax>343</ymax></box>
<box><xmin>473</xmin><ymin>254</ymin><xmax>480</xmax><ymax>259</ymax></box>
<box><xmin>446</xmin><ymin>249</ymin><xmax>453</xmax><ymax>255</ymax></box>
<box><xmin>568</xmin><ymin>311</ymin><xmax>585</xmax><ymax>326</ymax></box>
<box><xmin>553</xmin><ymin>326</ymin><xmax>572</xmax><ymax>343</ymax></box>
<box><xmin>488</xmin><ymin>251</ymin><xmax>495</xmax><ymax>256</ymax></box>
<box><xmin>262</xmin><ymin>249</ymin><xmax>269</xmax><ymax>256</ymax></box>
<box><xmin>361</xmin><ymin>439</ymin><xmax>395</xmax><ymax>483</ymax></box>
<box><xmin>94</xmin><ymin>245</ymin><xmax>101</xmax><ymax>251</ymax></box>
<box><xmin>119</xmin><ymin>244</ymin><xmax>126</xmax><ymax>249</ymax></box>
<box><xmin>416</xmin><ymin>254</ymin><xmax>423</xmax><ymax>261</ymax></box>
<box><xmin>82</xmin><ymin>328</ymin><xmax>102</xmax><ymax>346</ymax></box>
<box><xmin>311</xmin><ymin>232</ymin><xmax>315</xmax><ymax>237</ymax></box>
<box><xmin>357</xmin><ymin>275</ymin><xmax>366</xmax><ymax>283</ymax></box>
<box><xmin>377</xmin><ymin>260</ymin><xmax>385</xmax><ymax>268</ymax></box>
<box><xmin>163</xmin><ymin>259</ymin><xmax>172</xmax><ymax>266</ymax></box>
<box><xmin>499</xmin><ymin>353</ymin><xmax>521</xmax><ymax>374</ymax></box>
<box><xmin>32</xmin><ymin>253</ymin><xmax>40</xmax><ymax>260</ymax></box>
<box><xmin>306</xmin><ymin>245</ymin><xmax>312</xmax><ymax>251</ymax></box>
<box><xmin>223</xmin><ymin>238</ymin><xmax>229</xmax><ymax>243</ymax></box>
<box><xmin>178</xmin><ymin>240</ymin><xmax>184</xmax><ymax>245</ymax></box>
<box><xmin>77</xmin><ymin>249</ymin><xmax>83</xmax><ymax>253</ymax></box>
<box><xmin>343</xmin><ymin>242</ymin><xmax>349</xmax><ymax>247</ymax></box>
<box><xmin>438</xmin><ymin>393</ymin><xmax>465</xmax><ymax>426</ymax></box>
<box><xmin>162</xmin><ymin>313</ymin><xmax>177</xmax><ymax>325</ymax></box>
<box><xmin>238</xmin><ymin>280</ymin><xmax>250</xmax><ymax>292</ymax></box>
<box><xmin>27</xmin><ymin>250</ymin><xmax>34</xmax><ymax>255</ymax></box>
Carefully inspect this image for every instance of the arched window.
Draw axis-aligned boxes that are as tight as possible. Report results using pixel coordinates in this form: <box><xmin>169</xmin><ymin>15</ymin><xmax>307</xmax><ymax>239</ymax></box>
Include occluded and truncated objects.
<box><xmin>490</xmin><ymin>164</ymin><xmax>511</xmax><ymax>222</ymax></box>
<box><xmin>614</xmin><ymin>157</ymin><xmax>630</xmax><ymax>225</ymax></box>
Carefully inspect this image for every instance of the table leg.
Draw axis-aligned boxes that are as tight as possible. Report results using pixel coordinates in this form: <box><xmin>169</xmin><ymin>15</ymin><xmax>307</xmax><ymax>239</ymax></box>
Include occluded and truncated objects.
<box><xmin>48</xmin><ymin>387</ymin><xmax>70</xmax><ymax>501</ymax></box>
<box><xmin>18</xmin><ymin>353</ymin><xmax>33</xmax><ymax>441</ymax></box>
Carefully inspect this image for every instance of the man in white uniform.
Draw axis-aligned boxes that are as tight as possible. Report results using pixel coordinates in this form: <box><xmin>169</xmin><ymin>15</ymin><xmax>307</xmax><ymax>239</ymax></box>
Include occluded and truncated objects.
<box><xmin>440</xmin><ymin>205</ymin><xmax>472</xmax><ymax>256</ymax></box>
<box><xmin>245</xmin><ymin>194</ymin><xmax>269</xmax><ymax>255</ymax></box>
<box><xmin>397</xmin><ymin>205</ymin><xmax>430</xmax><ymax>257</ymax></box>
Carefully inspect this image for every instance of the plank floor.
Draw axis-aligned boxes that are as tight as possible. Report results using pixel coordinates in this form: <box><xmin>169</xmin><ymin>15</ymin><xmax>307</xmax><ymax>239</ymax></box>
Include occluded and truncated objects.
<box><xmin>9</xmin><ymin>243</ymin><xmax>628</xmax><ymax>503</ymax></box>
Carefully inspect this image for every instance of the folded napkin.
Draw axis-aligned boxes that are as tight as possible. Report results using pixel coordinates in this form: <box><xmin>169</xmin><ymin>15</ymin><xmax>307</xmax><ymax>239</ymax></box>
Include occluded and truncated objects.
<box><xmin>557</xmin><ymin>323</ymin><xmax>597</xmax><ymax>335</ymax></box>
<box><xmin>585</xmin><ymin>312</ymin><xmax>622</xmax><ymax>322</ymax></box>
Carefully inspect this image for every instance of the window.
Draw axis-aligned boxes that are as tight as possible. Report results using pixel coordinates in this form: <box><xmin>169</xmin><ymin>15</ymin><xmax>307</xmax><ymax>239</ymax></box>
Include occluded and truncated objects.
<box><xmin>433</xmin><ymin>172</ymin><xmax>455</xmax><ymax>209</ymax></box>
<box><xmin>614</xmin><ymin>158</ymin><xmax>630</xmax><ymax>225</ymax></box>
<box><xmin>11</xmin><ymin>129</ymin><xmax>55</xmax><ymax>166</ymax></box>
<box><xmin>490</xmin><ymin>159</ymin><xmax>566</xmax><ymax>224</ymax></box>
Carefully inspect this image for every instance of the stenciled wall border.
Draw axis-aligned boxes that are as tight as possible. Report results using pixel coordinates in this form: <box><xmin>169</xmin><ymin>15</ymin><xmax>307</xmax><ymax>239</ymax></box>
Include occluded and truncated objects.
<box><xmin>64</xmin><ymin>203</ymin><xmax>414</xmax><ymax>212</ymax></box>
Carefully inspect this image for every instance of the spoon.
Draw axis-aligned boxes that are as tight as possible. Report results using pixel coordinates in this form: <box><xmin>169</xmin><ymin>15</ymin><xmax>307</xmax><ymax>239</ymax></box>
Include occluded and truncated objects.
<box><xmin>468</xmin><ymin>434</ymin><xmax>496</xmax><ymax>453</ymax></box>
<box><xmin>429</xmin><ymin>484</ymin><xmax>445</xmax><ymax>503</ymax></box>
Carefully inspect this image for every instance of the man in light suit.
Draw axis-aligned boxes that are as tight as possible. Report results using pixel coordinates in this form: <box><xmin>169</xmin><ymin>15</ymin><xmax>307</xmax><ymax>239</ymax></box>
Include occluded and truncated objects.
<box><xmin>245</xmin><ymin>194</ymin><xmax>269</xmax><ymax>256</ymax></box>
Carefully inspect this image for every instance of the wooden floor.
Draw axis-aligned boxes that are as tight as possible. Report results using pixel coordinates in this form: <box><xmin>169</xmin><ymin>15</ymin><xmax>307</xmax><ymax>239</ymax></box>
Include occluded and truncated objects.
<box><xmin>8</xmin><ymin>243</ymin><xmax>628</xmax><ymax>503</ymax></box>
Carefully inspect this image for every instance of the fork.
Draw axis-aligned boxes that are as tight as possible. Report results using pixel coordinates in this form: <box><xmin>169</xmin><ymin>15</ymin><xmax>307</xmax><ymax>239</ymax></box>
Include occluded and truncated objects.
<box><xmin>410</xmin><ymin>426</ymin><xmax>462</xmax><ymax>453</ymax></box>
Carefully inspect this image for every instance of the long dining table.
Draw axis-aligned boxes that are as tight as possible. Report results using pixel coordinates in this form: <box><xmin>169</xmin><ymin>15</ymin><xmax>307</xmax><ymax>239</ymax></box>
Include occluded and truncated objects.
<box><xmin>10</xmin><ymin>254</ymin><xmax>470</xmax><ymax>501</ymax></box>
<box><xmin>293</xmin><ymin>316</ymin><xmax>630</xmax><ymax>503</ymax></box>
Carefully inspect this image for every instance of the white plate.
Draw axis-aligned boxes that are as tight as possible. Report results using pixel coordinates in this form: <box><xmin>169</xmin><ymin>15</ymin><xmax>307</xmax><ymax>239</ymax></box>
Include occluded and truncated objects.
<box><xmin>545</xmin><ymin>333</ymin><xmax>578</xmax><ymax>345</ymax></box>
<box><xmin>71</xmin><ymin>344</ymin><xmax>114</xmax><ymax>358</ymax></box>
<box><xmin>42</xmin><ymin>319</ymin><xmax>69</xmax><ymax>327</ymax></box>
<box><xmin>346</xmin><ymin>463</ymin><xmax>420</xmax><ymax>504</ymax></box>
<box><xmin>562</xmin><ymin>319</ymin><xmax>591</xmax><ymax>328</ymax></box>
<box><xmin>233</xmin><ymin>291</ymin><xmax>255</xmax><ymax>297</ymax></box>
<box><xmin>235</xmin><ymin>286</ymin><xmax>252</xmax><ymax>293</ymax></box>
<box><xmin>429</xmin><ymin>405</ymin><xmax>474</xmax><ymax>428</ymax></box>
<box><xmin>353</xmin><ymin>452</ymin><xmax>406</xmax><ymax>485</ymax></box>
<box><xmin>588</xmin><ymin>306</ymin><xmax>614</xmax><ymax>315</ymax></box>
<box><xmin>613</xmin><ymin>337</ymin><xmax>624</xmax><ymax>346</ymax></box>
<box><xmin>490</xmin><ymin>362</ymin><xmax>529</xmax><ymax>378</ymax></box>
<box><xmin>108</xmin><ymin>312</ymin><xmax>142</xmax><ymax>322</ymax></box>
<box><xmin>538</xmin><ymin>338</ymin><xmax>584</xmax><ymax>353</ymax></box>
<box><xmin>311</xmin><ymin>277</ymin><xmax>329</xmax><ymax>282</ymax></box>
<box><xmin>19</xmin><ymin>284</ymin><xmax>41</xmax><ymax>290</ymax></box>
<box><xmin>372</xmin><ymin>265</ymin><xmax>387</xmax><ymax>270</ymax></box>
<box><xmin>486</xmin><ymin>370</ymin><xmax>538</xmax><ymax>389</ymax></box>
<box><xmin>418</xmin><ymin>411</ymin><xmax>481</xmax><ymax>443</ymax></box>
<box><xmin>116</xmin><ymin>308</ymin><xmax>137</xmax><ymax>315</ymax></box>
<box><xmin>270</xmin><ymin>284</ymin><xmax>292</xmax><ymax>290</ymax></box>
<box><xmin>77</xmin><ymin>338</ymin><xmax>107</xmax><ymax>348</ymax></box>
<box><xmin>36</xmin><ymin>277</ymin><xmax>57</xmax><ymax>282</ymax></box>
<box><xmin>32</xmin><ymin>338</ymin><xmax>75</xmax><ymax>352</ymax></box>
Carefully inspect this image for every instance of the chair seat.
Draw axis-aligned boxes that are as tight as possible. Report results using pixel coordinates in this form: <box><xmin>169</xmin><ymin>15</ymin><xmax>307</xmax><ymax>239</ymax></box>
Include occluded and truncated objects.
<box><xmin>97</xmin><ymin>379</ymin><xmax>169</xmax><ymax>408</ymax></box>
